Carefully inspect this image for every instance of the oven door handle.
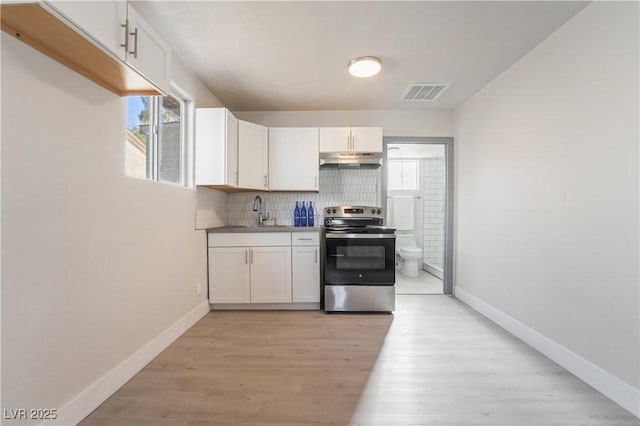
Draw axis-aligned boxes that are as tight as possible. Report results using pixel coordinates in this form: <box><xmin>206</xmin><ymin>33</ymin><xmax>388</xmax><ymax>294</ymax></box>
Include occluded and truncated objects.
<box><xmin>325</xmin><ymin>234</ymin><xmax>396</xmax><ymax>239</ymax></box>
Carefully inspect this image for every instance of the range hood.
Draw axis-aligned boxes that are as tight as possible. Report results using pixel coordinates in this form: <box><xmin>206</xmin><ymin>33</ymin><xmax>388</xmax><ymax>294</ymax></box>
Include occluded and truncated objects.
<box><xmin>319</xmin><ymin>152</ymin><xmax>383</xmax><ymax>169</ymax></box>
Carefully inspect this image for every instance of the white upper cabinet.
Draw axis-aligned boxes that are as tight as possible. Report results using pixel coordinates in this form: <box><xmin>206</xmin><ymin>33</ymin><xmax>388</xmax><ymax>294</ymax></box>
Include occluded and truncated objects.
<box><xmin>195</xmin><ymin>108</ymin><xmax>239</xmax><ymax>188</ymax></box>
<box><xmin>268</xmin><ymin>128</ymin><xmax>319</xmax><ymax>191</ymax></box>
<box><xmin>319</xmin><ymin>127</ymin><xmax>382</xmax><ymax>153</ymax></box>
<box><xmin>351</xmin><ymin>127</ymin><xmax>383</xmax><ymax>152</ymax></box>
<box><xmin>318</xmin><ymin>127</ymin><xmax>351</xmax><ymax>153</ymax></box>
<box><xmin>238</xmin><ymin>120</ymin><xmax>269</xmax><ymax>190</ymax></box>
<box><xmin>47</xmin><ymin>1</ymin><xmax>126</xmax><ymax>60</ymax></box>
<box><xmin>124</xmin><ymin>4</ymin><xmax>171</xmax><ymax>94</ymax></box>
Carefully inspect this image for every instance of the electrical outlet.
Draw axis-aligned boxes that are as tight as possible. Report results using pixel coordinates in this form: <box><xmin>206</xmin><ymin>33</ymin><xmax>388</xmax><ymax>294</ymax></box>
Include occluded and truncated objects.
<box><xmin>196</xmin><ymin>282</ymin><xmax>202</xmax><ymax>296</ymax></box>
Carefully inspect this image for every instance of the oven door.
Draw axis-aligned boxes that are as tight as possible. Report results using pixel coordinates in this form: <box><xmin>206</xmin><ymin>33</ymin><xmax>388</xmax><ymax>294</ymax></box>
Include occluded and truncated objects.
<box><xmin>324</xmin><ymin>234</ymin><xmax>395</xmax><ymax>285</ymax></box>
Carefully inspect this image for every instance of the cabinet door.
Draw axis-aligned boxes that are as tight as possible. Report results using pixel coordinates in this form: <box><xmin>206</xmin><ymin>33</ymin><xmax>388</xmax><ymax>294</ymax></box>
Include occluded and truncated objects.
<box><xmin>250</xmin><ymin>247</ymin><xmax>292</xmax><ymax>303</ymax></box>
<box><xmin>238</xmin><ymin>120</ymin><xmax>268</xmax><ymax>190</ymax></box>
<box><xmin>208</xmin><ymin>247</ymin><xmax>251</xmax><ymax>303</ymax></box>
<box><xmin>268</xmin><ymin>128</ymin><xmax>319</xmax><ymax>191</ymax></box>
<box><xmin>351</xmin><ymin>127</ymin><xmax>383</xmax><ymax>153</ymax></box>
<box><xmin>125</xmin><ymin>4</ymin><xmax>171</xmax><ymax>94</ymax></box>
<box><xmin>319</xmin><ymin>127</ymin><xmax>351</xmax><ymax>153</ymax></box>
<box><xmin>47</xmin><ymin>1</ymin><xmax>126</xmax><ymax>60</ymax></box>
<box><xmin>225</xmin><ymin>111</ymin><xmax>239</xmax><ymax>187</ymax></box>
<box><xmin>292</xmin><ymin>246</ymin><xmax>320</xmax><ymax>303</ymax></box>
<box><xmin>195</xmin><ymin>108</ymin><xmax>238</xmax><ymax>187</ymax></box>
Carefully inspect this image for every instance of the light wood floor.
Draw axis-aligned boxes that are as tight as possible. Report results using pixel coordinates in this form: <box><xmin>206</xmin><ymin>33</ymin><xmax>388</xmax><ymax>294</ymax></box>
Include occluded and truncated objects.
<box><xmin>80</xmin><ymin>296</ymin><xmax>638</xmax><ymax>425</ymax></box>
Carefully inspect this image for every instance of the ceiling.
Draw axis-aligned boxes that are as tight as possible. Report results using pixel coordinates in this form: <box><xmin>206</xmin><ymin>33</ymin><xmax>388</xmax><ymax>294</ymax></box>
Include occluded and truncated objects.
<box><xmin>132</xmin><ymin>1</ymin><xmax>588</xmax><ymax>112</ymax></box>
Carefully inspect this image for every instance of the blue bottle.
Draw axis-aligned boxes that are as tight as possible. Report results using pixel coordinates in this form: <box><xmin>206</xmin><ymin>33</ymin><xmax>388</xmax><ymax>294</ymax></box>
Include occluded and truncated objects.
<box><xmin>307</xmin><ymin>201</ymin><xmax>314</xmax><ymax>227</ymax></box>
<box><xmin>300</xmin><ymin>201</ymin><xmax>307</xmax><ymax>227</ymax></box>
<box><xmin>294</xmin><ymin>201</ymin><xmax>301</xmax><ymax>227</ymax></box>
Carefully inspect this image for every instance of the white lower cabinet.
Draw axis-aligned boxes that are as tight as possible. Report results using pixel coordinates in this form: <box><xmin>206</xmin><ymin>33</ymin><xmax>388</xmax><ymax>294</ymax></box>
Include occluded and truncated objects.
<box><xmin>208</xmin><ymin>247</ymin><xmax>251</xmax><ymax>303</ymax></box>
<box><xmin>292</xmin><ymin>246</ymin><xmax>320</xmax><ymax>303</ymax></box>
<box><xmin>250</xmin><ymin>246</ymin><xmax>292</xmax><ymax>303</ymax></box>
<box><xmin>208</xmin><ymin>231</ymin><xmax>319</xmax><ymax>307</ymax></box>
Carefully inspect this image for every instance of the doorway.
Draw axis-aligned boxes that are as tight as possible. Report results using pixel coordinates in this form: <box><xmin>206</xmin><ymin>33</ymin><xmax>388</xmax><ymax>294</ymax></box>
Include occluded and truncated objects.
<box><xmin>382</xmin><ymin>137</ymin><xmax>454</xmax><ymax>295</ymax></box>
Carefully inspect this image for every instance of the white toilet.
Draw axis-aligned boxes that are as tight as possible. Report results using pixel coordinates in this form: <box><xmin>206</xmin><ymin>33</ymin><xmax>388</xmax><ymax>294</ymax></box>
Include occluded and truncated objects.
<box><xmin>396</xmin><ymin>233</ymin><xmax>423</xmax><ymax>278</ymax></box>
<box><xmin>389</xmin><ymin>195</ymin><xmax>423</xmax><ymax>278</ymax></box>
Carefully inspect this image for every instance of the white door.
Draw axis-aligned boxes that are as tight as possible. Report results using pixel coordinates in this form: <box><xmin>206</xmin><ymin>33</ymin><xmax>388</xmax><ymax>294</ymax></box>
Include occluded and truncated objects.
<box><xmin>238</xmin><ymin>120</ymin><xmax>268</xmax><ymax>190</ymax></box>
<box><xmin>292</xmin><ymin>246</ymin><xmax>320</xmax><ymax>303</ymax></box>
<box><xmin>125</xmin><ymin>4</ymin><xmax>171</xmax><ymax>94</ymax></box>
<box><xmin>208</xmin><ymin>247</ymin><xmax>251</xmax><ymax>303</ymax></box>
<box><xmin>351</xmin><ymin>127</ymin><xmax>383</xmax><ymax>153</ymax></box>
<box><xmin>48</xmin><ymin>1</ymin><xmax>127</xmax><ymax>60</ymax></box>
<box><xmin>250</xmin><ymin>247</ymin><xmax>292</xmax><ymax>303</ymax></box>
<box><xmin>268</xmin><ymin>128</ymin><xmax>319</xmax><ymax>191</ymax></box>
<box><xmin>319</xmin><ymin>127</ymin><xmax>351</xmax><ymax>153</ymax></box>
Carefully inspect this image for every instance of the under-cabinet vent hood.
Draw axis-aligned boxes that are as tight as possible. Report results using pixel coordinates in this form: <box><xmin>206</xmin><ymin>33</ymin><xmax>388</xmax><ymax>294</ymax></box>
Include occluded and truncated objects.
<box><xmin>319</xmin><ymin>152</ymin><xmax>383</xmax><ymax>169</ymax></box>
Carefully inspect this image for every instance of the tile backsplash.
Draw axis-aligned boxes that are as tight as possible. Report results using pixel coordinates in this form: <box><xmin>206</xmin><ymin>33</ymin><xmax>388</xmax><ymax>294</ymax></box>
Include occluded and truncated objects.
<box><xmin>228</xmin><ymin>169</ymin><xmax>380</xmax><ymax>226</ymax></box>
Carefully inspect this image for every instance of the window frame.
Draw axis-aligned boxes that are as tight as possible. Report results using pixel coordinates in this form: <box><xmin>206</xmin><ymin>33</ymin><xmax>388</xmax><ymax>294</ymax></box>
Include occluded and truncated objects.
<box><xmin>126</xmin><ymin>86</ymin><xmax>193</xmax><ymax>188</ymax></box>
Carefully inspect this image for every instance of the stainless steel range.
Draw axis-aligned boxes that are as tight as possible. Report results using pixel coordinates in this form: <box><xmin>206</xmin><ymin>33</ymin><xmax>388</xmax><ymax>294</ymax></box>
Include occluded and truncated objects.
<box><xmin>322</xmin><ymin>206</ymin><xmax>396</xmax><ymax>312</ymax></box>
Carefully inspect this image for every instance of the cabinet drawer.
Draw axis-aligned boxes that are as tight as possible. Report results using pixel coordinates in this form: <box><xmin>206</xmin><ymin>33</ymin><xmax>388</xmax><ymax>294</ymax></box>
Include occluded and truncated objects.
<box><xmin>208</xmin><ymin>232</ymin><xmax>291</xmax><ymax>247</ymax></box>
<box><xmin>292</xmin><ymin>232</ymin><xmax>319</xmax><ymax>246</ymax></box>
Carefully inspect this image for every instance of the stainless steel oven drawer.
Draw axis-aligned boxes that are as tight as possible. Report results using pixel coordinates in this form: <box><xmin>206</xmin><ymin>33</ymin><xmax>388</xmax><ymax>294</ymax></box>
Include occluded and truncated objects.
<box><xmin>324</xmin><ymin>285</ymin><xmax>395</xmax><ymax>312</ymax></box>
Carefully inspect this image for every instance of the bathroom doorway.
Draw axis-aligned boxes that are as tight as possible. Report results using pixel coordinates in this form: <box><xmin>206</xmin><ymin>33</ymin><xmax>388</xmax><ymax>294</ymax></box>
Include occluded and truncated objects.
<box><xmin>382</xmin><ymin>137</ymin><xmax>453</xmax><ymax>295</ymax></box>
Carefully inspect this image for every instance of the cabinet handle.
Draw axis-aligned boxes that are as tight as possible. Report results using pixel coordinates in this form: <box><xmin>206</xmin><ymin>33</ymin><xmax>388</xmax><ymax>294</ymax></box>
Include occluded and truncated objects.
<box><xmin>314</xmin><ymin>174</ymin><xmax>318</xmax><ymax>188</ymax></box>
<box><xmin>264</xmin><ymin>175</ymin><xmax>268</xmax><ymax>188</ymax></box>
<box><xmin>315</xmin><ymin>248</ymin><xmax>318</xmax><ymax>263</ymax></box>
<box><xmin>245</xmin><ymin>250</ymin><xmax>248</xmax><ymax>264</ymax></box>
<box><xmin>120</xmin><ymin>20</ymin><xmax>129</xmax><ymax>52</ymax></box>
<box><xmin>250</xmin><ymin>250</ymin><xmax>254</xmax><ymax>264</ymax></box>
<box><xmin>298</xmin><ymin>238</ymin><xmax>313</xmax><ymax>241</ymax></box>
<box><xmin>129</xmin><ymin>27</ymin><xmax>138</xmax><ymax>59</ymax></box>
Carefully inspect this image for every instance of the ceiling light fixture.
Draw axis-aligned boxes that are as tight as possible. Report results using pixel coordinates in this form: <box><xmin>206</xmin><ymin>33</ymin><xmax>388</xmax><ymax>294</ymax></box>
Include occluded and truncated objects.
<box><xmin>348</xmin><ymin>56</ymin><xmax>382</xmax><ymax>78</ymax></box>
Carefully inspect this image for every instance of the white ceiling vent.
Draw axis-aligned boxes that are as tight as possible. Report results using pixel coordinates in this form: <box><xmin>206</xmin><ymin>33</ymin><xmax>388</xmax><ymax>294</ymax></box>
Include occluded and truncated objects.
<box><xmin>401</xmin><ymin>83</ymin><xmax>450</xmax><ymax>101</ymax></box>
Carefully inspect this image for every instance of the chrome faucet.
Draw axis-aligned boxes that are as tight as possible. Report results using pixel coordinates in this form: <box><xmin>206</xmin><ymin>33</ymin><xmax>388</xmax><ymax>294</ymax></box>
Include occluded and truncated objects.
<box><xmin>252</xmin><ymin>195</ymin><xmax>269</xmax><ymax>226</ymax></box>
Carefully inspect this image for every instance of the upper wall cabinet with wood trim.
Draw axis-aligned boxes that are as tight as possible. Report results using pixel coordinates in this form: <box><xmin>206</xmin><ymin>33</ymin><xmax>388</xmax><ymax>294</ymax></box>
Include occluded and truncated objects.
<box><xmin>123</xmin><ymin>4</ymin><xmax>171</xmax><ymax>94</ymax></box>
<box><xmin>0</xmin><ymin>1</ymin><xmax>171</xmax><ymax>96</ymax></box>
<box><xmin>47</xmin><ymin>1</ymin><xmax>126</xmax><ymax>61</ymax></box>
<box><xmin>319</xmin><ymin>127</ymin><xmax>383</xmax><ymax>153</ymax></box>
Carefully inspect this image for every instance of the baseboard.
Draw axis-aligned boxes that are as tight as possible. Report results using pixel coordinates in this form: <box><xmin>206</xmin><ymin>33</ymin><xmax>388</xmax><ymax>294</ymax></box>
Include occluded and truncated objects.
<box><xmin>423</xmin><ymin>262</ymin><xmax>443</xmax><ymax>279</ymax></box>
<box><xmin>211</xmin><ymin>302</ymin><xmax>320</xmax><ymax>311</ymax></box>
<box><xmin>454</xmin><ymin>287</ymin><xmax>640</xmax><ymax>418</ymax></box>
<box><xmin>43</xmin><ymin>300</ymin><xmax>211</xmax><ymax>426</ymax></box>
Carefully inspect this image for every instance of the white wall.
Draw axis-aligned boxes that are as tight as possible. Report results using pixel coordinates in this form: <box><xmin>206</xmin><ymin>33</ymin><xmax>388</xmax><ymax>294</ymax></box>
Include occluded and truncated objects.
<box><xmin>0</xmin><ymin>34</ymin><xmax>224</xmax><ymax>424</ymax></box>
<box><xmin>235</xmin><ymin>109</ymin><xmax>454</xmax><ymax>137</ymax></box>
<box><xmin>454</xmin><ymin>1</ymin><xmax>639</xmax><ymax>414</ymax></box>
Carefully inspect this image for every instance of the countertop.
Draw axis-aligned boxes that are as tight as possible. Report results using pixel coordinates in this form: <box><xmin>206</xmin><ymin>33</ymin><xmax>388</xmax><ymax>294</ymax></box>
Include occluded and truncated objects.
<box><xmin>206</xmin><ymin>225</ymin><xmax>321</xmax><ymax>233</ymax></box>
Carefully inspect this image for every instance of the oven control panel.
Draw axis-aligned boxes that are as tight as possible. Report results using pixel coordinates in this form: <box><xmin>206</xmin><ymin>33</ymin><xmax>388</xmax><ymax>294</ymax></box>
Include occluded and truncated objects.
<box><xmin>324</xmin><ymin>205</ymin><xmax>383</xmax><ymax>219</ymax></box>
